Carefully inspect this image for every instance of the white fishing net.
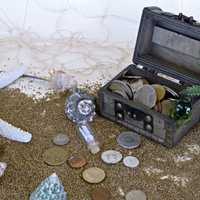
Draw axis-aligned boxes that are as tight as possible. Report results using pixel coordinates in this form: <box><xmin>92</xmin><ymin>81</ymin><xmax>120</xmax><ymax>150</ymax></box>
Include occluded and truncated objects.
<box><xmin>0</xmin><ymin>0</ymin><xmax>185</xmax><ymax>98</ymax></box>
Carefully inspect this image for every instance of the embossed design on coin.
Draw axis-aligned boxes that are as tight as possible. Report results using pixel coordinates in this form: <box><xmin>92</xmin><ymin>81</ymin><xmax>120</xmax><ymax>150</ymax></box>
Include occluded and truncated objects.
<box><xmin>53</xmin><ymin>134</ymin><xmax>70</xmax><ymax>146</ymax></box>
<box><xmin>68</xmin><ymin>155</ymin><xmax>87</xmax><ymax>169</ymax></box>
<box><xmin>123</xmin><ymin>156</ymin><xmax>140</xmax><ymax>168</ymax></box>
<box><xmin>134</xmin><ymin>85</ymin><xmax>157</xmax><ymax>108</ymax></box>
<box><xmin>43</xmin><ymin>147</ymin><xmax>68</xmax><ymax>166</ymax></box>
<box><xmin>82</xmin><ymin>167</ymin><xmax>106</xmax><ymax>184</ymax></box>
<box><xmin>91</xmin><ymin>188</ymin><xmax>112</xmax><ymax>200</ymax></box>
<box><xmin>117</xmin><ymin>131</ymin><xmax>141</xmax><ymax>149</ymax></box>
<box><xmin>101</xmin><ymin>150</ymin><xmax>123</xmax><ymax>164</ymax></box>
<box><xmin>125</xmin><ymin>190</ymin><xmax>147</xmax><ymax>200</ymax></box>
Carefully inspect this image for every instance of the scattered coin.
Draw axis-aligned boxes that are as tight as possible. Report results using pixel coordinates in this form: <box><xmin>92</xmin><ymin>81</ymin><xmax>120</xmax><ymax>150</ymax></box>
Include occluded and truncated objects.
<box><xmin>117</xmin><ymin>131</ymin><xmax>141</xmax><ymax>149</ymax></box>
<box><xmin>82</xmin><ymin>167</ymin><xmax>106</xmax><ymax>184</ymax></box>
<box><xmin>152</xmin><ymin>84</ymin><xmax>166</xmax><ymax>101</ymax></box>
<box><xmin>123</xmin><ymin>156</ymin><xmax>139</xmax><ymax>168</ymax></box>
<box><xmin>134</xmin><ymin>85</ymin><xmax>157</xmax><ymax>108</ymax></box>
<box><xmin>161</xmin><ymin>99</ymin><xmax>176</xmax><ymax>116</ymax></box>
<box><xmin>125</xmin><ymin>190</ymin><xmax>147</xmax><ymax>200</ymax></box>
<box><xmin>68</xmin><ymin>155</ymin><xmax>87</xmax><ymax>169</ymax></box>
<box><xmin>91</xmin><ymin>187</ymin><xmax>112</xmax><ymax>200</ymax></box>
<box><xmin>53</xmin><ymin>134</ymin><xmax>70</xmax><ymax>146</ymax></box>
<box><xmin>43</xmin><ymin>147</ymin><xmax>68</xmax><ymax>166</ymax></box>
<box><xmin>101</xmin><ymin>150</ymin><xmax>123</xmax><ymax>164</ymax></box>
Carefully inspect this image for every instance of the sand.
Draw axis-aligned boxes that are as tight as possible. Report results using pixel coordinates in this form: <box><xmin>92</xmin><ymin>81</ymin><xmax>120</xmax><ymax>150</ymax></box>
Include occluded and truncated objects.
<box><xmin>0</xmin><ymin>89</ymin><xmax>200</xmax><ymax>200</ymax></box>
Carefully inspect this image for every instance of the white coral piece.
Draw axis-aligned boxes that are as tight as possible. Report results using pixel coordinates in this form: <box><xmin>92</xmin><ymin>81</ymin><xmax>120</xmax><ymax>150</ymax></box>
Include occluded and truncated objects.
<box><xmin>50</xmin><ymin>70</ymin><xmax>77</xmax><ymax>92</ymax></box>
<box><xmin>0</xmin><ymin>119</ymin><xmax>32</xmax><ymax>143</ymax></box>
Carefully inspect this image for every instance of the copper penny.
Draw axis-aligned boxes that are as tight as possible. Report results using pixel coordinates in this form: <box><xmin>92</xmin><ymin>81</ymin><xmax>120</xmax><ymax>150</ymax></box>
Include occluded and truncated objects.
<box><xmin>91</xmin><ymin>188</ymin><xmax>112</xmax><ymax>200</ymax></box>
<box><xmin>68</xmin><ymin>155</ymin><xmax>87</xmax><ymax>168</ymax></box>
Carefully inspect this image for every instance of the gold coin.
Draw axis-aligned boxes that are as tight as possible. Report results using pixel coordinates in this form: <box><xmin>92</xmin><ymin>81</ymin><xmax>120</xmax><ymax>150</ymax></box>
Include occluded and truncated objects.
<box><xmin>91</xmin><ymin>188</ymin><xmax>112</xmax><ymax>200</ymax></box>
<box><xmin>161</xmin><ymin>99</ymin><xmax>176</xmax><ymax>116</ymax></box>
<box><xmin>154</xmin><ymin>102</ymin><xmax>162</xmax><ymax>113</ymax></box>
<box><xmin>152</xmin><ymin>84</ymin><xmax>166</xmax><ymax>101</ymax></box>
<box><xmin>43</xmin><ymin>147</ymin><xmax>68</xmax><ymax>166</ymax></box>
<box><xmin>68</xmin><ymin>155</ymin><xmax>87</xmax><ymax>169</ymax></box>
<box><xmin>82</xmin><ymin>167</ymin><xmax>106</xmax><ymax>184</ymax></box>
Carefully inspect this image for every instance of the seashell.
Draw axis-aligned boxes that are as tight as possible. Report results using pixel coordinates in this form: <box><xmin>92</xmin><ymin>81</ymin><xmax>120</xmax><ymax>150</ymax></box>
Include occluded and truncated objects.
<box><xmin>0</xmin><ymin>119</ymin><xmax>32</xmax><ymax>143</ymax></box>
<box><xmin>0</xmin><ymin>162</ymin><xmax>7</xmax><ymax>177</ymax></box>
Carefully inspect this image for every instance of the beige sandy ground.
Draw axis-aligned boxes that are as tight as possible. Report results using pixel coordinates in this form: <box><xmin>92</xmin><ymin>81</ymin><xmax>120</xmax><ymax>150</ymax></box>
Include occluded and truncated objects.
<box><xmin>0</xmin><ymin>90</ymin><xmax>200</xmax><ymax>200</ymax></box>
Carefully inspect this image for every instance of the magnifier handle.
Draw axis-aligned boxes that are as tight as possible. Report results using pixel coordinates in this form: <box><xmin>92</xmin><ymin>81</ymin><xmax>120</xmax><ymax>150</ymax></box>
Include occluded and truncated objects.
<box><xmin>77</xmin><ymin>123</ymin><xmax>100</xmax><ymax>154</ymax></box>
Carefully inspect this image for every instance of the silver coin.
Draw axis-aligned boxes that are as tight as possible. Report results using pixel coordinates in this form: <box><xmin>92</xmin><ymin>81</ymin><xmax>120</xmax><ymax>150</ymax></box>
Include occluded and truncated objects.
<box><xmin>163</xmin><ymin>85</ymin><xmax>179</xmax><ymax>97</ymax></box>
<box><xmin>123</xmin><ymin>156</ymin><xmax>139</xmax><ymax>168</ymax></box>
<box><xmin>109</xmin><ymin>80</ymin><xmax>133</xmax><ymax>99</ymax></box>
<box><xmin>134</xmin><ymin>85</ymin><xmax>157</xmax><ymax>108</ymax></box>
<box><xmin>112</xmin><ymin>88</ymin><xmax>130</xmax><ymax>99</ymax></box>
<box><xmin>101</xmin><ymin>150</ymin><xmax>123</xmax><ymax>164</ymax></box>
<box><xmin>117</xmin><ymin>131</ymin><xmax>141</xmax><ymax>149</ymax></box>
<box><xmin>53</xmin><ymin>134</ymin><xmax>70</xmax><ymax>146</ymax></box>
<box><xmin>125</xmin><ymin>190</ymin><xmax>147</xmax><ymax>200</ymax></box>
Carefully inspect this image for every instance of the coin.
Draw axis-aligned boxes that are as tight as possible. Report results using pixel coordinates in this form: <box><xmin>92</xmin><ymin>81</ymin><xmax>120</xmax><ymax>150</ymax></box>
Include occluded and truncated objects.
<box><xmin>154</xmin><ymin>101</ymin><xmax>162</xmax><ymax>113</ymax></box>
<box><xmin>112</xmin><ymin>88</ymin><xmax>129</xmax><ymax>99</ymax></box>
<box><xmin>91</xmin><ymin>188</ymin><xmax>112</xmax><ymax>200</ymax></box>
<box><xmin>117</xmin><ymin>131</ymin><xmax>141</xmax><ymax>149</ymax></box>
<box><xmin>134</xmin><ymin>85</ymin><xmax>157</xmax><ymax>108</ymax></box>
<box><xmin>152</xmin><ymin>84</ymin><xmax>166</xmax><ymax>101</ymax></box>
<box><xmin>43</xmin><ymin>147</ymin><xmax>68</xmax><ymax>166</ymax></box>
<box><xmin>161</xmin><ymin>99</ymin><xmax>176</xmax><ymax>116</ymax></box>
<box><xmin>68</xmin><ymin>155</ymin><xmax>87</xmax><ymax>168</ymax></box>
<box><xmin>125</xmin><ymin>190</ymin><xmax>147</xmax><ymax>200</ymax></box>
<box><xmin>53</xmin><ymin>134</ymin><xmax>70</xmax><ymax>146</ymax></box>
<box><xmin>109</xmin><ymin>80</ymin><xmax>133</xmax><ymax>99</ymax></box>
<box><xmin>82</xmin><ymin>167</ymin><xmax>106</xmax><ymax>184</ymax></box>
<box><xmin>123</xmin><ymin>156</ymin><xmax>139</xmax><ymax>168</ymax></box>
<box><xmin>163</xmin><ymin>85</ymin><xmax>179</xmax><ymax>97</ymax></box>
<box><xmin>101</xmin><ymin>150</ymin><xmax>123</xmax><ymax>164</ymax></box>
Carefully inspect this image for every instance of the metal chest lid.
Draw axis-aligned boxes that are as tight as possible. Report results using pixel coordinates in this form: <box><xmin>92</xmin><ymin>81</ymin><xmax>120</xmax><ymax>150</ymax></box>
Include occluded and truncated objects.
<box><xmin>133</xmin><ymin>7</ymin><xmax>200</xmax><ymax>85</ymax></box>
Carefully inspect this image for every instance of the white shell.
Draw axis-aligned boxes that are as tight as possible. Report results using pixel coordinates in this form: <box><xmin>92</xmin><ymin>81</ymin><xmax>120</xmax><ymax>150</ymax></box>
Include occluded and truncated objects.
<box><xmin>0</xmin><ymin>162</ymin><xmax>7</xmax><ymax>177</ymax></box>
<box><xmin>0</xmin><ymin>119</ymin><xmax>32</xmax><ymax>143</ymax></box>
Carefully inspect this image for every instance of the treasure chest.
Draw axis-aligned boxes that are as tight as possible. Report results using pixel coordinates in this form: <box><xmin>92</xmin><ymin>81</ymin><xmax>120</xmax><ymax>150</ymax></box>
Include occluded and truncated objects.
<box><xmin>98</xmin><ymin>6</ymin><xmax>200</xmax><ymax>147</ymax></box>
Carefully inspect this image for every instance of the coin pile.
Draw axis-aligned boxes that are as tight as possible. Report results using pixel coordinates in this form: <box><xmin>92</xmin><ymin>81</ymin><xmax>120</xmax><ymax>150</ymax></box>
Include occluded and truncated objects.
<box><xmin>109</xmin><ymin>76</ymin><xmax>179</xmax><ymax>116</ymax></box>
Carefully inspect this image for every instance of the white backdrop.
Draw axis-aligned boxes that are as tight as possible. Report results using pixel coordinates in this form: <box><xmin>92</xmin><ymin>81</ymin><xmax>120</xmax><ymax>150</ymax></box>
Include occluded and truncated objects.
<box><xmin>0</xmin><ymin>0</ymin><xmax>200</xmax><ymax>98</ymax></box>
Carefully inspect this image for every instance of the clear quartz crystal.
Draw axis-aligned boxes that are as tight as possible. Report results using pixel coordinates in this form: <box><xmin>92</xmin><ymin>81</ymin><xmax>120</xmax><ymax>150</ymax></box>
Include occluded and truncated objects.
<box><xmin>65</xmin><ymin>89</ymin><xmax>100</xmax><ymax>154</ymax></box>
<box><xmin>30</xmin><ymin>173</ymin><xmax>67</xmax><ymax>200</ymax></box>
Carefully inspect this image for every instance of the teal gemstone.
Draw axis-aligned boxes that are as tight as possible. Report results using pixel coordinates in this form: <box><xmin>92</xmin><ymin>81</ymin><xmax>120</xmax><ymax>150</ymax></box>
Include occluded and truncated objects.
<box><xmin>174</xmin><ymin>99</ymin><xmax>192</xmax><ymax>120</ymax></box>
